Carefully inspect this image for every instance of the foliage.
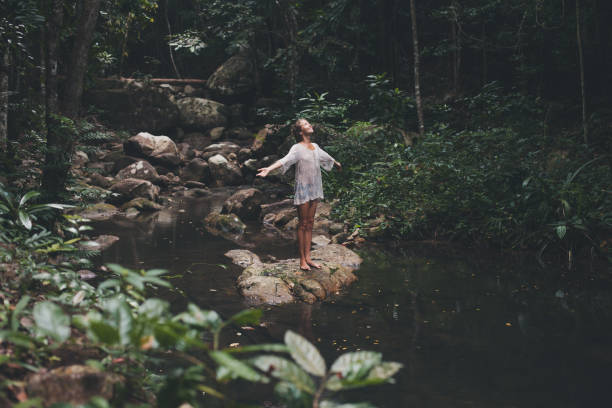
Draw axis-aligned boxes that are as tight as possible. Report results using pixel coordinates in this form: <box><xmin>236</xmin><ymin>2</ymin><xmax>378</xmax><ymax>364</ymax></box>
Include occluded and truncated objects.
<box><xmin>0</xmin><ymin>189</ymin><xmax>401</xmax><ymax>406</ymax></box>
<box><xmin>324</xmin><ymin>84</ymin><xmax>612</xmax><ymax>265</ymax></box>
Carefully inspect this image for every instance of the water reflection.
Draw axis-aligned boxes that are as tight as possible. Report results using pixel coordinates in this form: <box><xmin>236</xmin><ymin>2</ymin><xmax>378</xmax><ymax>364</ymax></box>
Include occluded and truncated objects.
<box><xmin>93</xmin><ymin>199</ymin><xmax>612</xmax><ymax>408</ymax></box>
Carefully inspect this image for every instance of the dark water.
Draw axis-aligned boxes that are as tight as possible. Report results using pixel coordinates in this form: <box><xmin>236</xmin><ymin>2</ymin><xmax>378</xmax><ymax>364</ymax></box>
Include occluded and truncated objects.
<box><xmin>94</xmin><ymin>194</ymin><xmax>612</xmax><ymax>408</ymax></box>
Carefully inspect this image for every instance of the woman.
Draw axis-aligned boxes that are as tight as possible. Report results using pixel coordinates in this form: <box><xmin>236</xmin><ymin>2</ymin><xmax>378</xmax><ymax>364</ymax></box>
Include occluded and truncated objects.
<box><xmin>257</xmin><ymin>119</ymin><xmax>341</xmax><ymax>271</ymax></box>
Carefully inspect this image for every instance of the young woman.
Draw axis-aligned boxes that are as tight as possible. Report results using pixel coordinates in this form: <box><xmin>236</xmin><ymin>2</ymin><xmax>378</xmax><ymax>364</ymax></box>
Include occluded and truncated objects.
<box><xmin>256</xmin><ymin>119</ymin><xmax>341</xmax><ymax>271</ymax></box>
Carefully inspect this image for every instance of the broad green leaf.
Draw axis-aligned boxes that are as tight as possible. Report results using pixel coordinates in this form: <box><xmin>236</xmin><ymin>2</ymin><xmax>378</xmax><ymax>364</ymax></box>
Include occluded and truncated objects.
<box><xmin>33</xmin><ymin>302</ymin><xmax>70</xmax><ymax>342</ymax></box>
<box><xmin>326</xmin><ymin>351</ymin><xmax>382</xmax><ymax>390</ymax></box>
<box><xmin>0</xmin><ymin>330</ymin><xmax>36</xmax><ymax>348</ymax></box>
<box><xmin>210</xmin><ymin>351</ymin><xmax>269</xmax><ymax>383</ymax></box>
<box><xmin>18</xmin><ymin>210</ymin><xmax>32</xmax><ymax>230</ymax></box>
<box><xmin>139</xmin><ymin>298</ymin><xmax>169</xmax><ymax>319</ymax></box>
<box><xmin>102</xmin><ymin>297</ymin><xmax>133</xmax><ymax>345</ymax></box>
<box><xmin>251</xmin><ymin>355</ymin><xmax>315</xmax><ymax>394</ymax></box>
<box><xmin>88</xmin><ymin>320</ymin><xmax>120</xmax><ymax>344</ymax></box>
<box><xmin>228</xmin><ymin>308</ymin><xmax>262</xmax><ymax>326</ymax></box>
<box><xmin>284</xmin><ymin>330</ymin><xmax>326</xmax><ymax>377</ymax></box>
<box><xmin>274</xmin><ymin>381</ymin><xmax>310</xmax><ymax>406</ymax></box>
<box><xmin>366</xmin><ymin>361</ymin><xmax>403</xmax><ymax>381</ymax></box>
<box><xmin>12</xmin><ymin>295</ymin><xmax>30</xmax><ymax>331</ymax></box>
<box><xmin>153</xmin><ymin>321</ymin><xmax>187</xmax><ymax>348</ymax></box>
<box><xmin>97</xmin><ymin>279</ymin><xmax>120</xmax><ymax>293</ymax></box>
<box><xmin>145</xmin><ymin>268</ymin><xmax>168</xmax><ymax>277</ymax></box>
<box><xmin>226</xmin><ymin>343</ymin><xmax>289</xmax><ymax>354</ymax></box>
<box><xmin>176</xmin><ymin>304</ymin><xmax>222</xmax><ymax>330</ymax></box>
<box><xmin>196</xmin><ymin>385</ymin><xmax>225</xmax><ymax>400</ymax></box>
<box><xmin>19</xmin><ymin>191</ymin><xmax>40</xmax><ymax>207</ymax></box>
<box><xmin>556</xmin><ymin>225</ymin><xmax>567</xmax><ymax>239</ymax></box>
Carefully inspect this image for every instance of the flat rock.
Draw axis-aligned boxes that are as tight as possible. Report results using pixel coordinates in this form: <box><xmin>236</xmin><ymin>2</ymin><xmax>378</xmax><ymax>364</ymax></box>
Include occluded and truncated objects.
<box><xmin>226</xmin><ymin>244</ymin><xmax>362</xmax><ymax>305</ymax></box>
<box><xmin>26</xmin><ymin>365</ymin><xmax>121</xmax><ymax>406</ymax></box>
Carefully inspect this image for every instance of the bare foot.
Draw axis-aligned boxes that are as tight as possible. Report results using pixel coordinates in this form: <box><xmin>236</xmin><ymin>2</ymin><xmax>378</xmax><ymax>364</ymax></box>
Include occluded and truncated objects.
<box><xmin>300</xmin><ymin>262</ymin><xmax>311</xmax><ymax>271</ymax></box>
<box><xmin>306</xmin><ymin>259</ymin><xmax>321</xmax><ymax>269</ymax></box>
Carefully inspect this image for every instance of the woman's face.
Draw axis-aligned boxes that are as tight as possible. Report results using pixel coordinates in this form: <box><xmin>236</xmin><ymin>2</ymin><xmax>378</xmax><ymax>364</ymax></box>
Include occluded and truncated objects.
<box><xmin>299</xmin><ymin>120</ymin><xmax>314</xmax><ymax>139</ymax></box>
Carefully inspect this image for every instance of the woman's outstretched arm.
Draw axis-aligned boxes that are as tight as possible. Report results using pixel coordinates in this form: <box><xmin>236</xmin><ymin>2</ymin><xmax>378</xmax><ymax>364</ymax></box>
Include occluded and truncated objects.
<box><xmin>256</xmin><ymin>160</ymin><xmax>283</xmax><ymax>177</ymax></box>
<box><xmin>258</xmin><ymin>144</ymin><xmax>299</xmax><ymax>177</ymax></box>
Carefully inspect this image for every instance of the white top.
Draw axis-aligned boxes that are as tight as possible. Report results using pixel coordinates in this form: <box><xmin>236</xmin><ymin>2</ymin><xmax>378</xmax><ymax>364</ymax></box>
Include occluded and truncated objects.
<box><xmin>278</xmin><ymin>142</ymin><xmax>335</xmax><ymax>205</ymax></box>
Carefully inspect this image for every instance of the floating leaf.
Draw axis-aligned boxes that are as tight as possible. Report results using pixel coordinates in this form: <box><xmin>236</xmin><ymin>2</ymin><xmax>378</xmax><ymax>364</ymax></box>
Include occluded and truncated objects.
<box><xmin>251</xmin><ymin>355</ymin><xmax>315</xmax><ymax>394</ymax></box>
<box><xmin>284</xmin><ymin>330</ymin><xmax>326</xmax><ymax>377</ymax></box>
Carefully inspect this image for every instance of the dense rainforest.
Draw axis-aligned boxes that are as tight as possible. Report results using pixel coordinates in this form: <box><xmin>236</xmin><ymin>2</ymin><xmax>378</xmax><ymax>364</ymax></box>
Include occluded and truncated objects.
<box><xmin>0</xmin><ymin>0</ymin><xmax>611</xmax><ymax>406</ymax></box>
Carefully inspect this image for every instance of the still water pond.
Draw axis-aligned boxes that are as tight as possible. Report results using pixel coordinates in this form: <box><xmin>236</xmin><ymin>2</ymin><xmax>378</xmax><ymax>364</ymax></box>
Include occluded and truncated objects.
<box><xmin>94</xmin><ymin>194</ymin><xmax>612</xmax><ymax>408</ymax></box>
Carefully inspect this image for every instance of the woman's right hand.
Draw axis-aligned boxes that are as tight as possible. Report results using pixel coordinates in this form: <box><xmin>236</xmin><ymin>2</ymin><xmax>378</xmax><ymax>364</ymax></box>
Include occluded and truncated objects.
<box><xmin>256</xmin><ymin>167</ymin><xmax>270</xmax><ymax>178</ymax></box>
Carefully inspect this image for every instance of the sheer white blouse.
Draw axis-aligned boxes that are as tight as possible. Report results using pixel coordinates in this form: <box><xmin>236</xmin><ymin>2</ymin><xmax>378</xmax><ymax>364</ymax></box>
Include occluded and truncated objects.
<box><xmin>278</xmin><ymin>142</ymin><xmax>336</xmax><ymax>205</ymax></box>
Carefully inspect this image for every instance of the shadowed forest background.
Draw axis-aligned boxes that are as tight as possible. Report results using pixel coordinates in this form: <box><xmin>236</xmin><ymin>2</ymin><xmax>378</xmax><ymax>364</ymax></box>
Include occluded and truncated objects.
<box><xmin>0</xmin><ymin>0</ymin><xmax>611</xmax><ymax>407</ymax></box>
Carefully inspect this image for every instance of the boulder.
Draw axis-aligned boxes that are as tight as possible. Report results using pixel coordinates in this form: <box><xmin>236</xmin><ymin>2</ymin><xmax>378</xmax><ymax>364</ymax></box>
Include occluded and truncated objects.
<box><xmin>86</xmin><ymin>161</ymin><xmax>114</xmax><ymax>176</ymax></box>
<box><xmin>88</xmin><ymin>173</ymin><xmax>113</xmax><ymax>189</ymax></box>
<box><xmin>26</xmin><ymin>365</ymin><xmax>121</xmax><ymax>406</ymax></box>
<box><xmin>208</xmin><ymin>154</ymin><xmax>243</xmax><ymax>186</ymax></box>
<box><xmin>85</xmin><ymin>82</ymin><xmax>179</xmax><ymax>132</ymax></box>
<box><xmin>226</xmin><ymin>244</ymin><xmax>362</xmax><ymax>305</ymax></box>
<box><xmin>182</xmin><ymin>132</ymin><xmax>210</xmax><ymax>151</ymax></box>
<box><xmin>225</xmin><ymin>127</ymin><xmax>253</xmax><ymax>141</ymax></box>
<box><xmin>207</xmin><ymin>52</ymin><xmax>255</xmax><ymax>99</ymax></box>
<box><xmin>116</xmin><ymin>160</ymin><xmax>160</xmax><ymax>183</ymax></box>
<box><xmin>202</xmin><ymin>141</ymin><xmax>241</xmax><ymax>159</ymax></box>
<box><xmin>251</xmin><ymin>124</ymin><xmax>288</xmax><ymax>158</ymax></box>
<box><xmin>176</xmin><ymin>142</ymin><xmax>196</xmax><ymax>161</ymax></box>
<box><xmin>180</xmin><ymin>158</ymin><xmax>211</xmax><ymax>183</ymax></box>
<box><xmin>120</xmin><ymin>198</ymin><xmax>163</xmax><ymax>212</ymax></box>
<box><xmin>124</xmin><ymin>132</ymin><xmax>180</xmax><ymax>168</ymax></box>
<box><xmin>109</xmin><ymin>178</ymin><xmax>160</xmax><ymax>204</ymax></box>
<box><xmin>176</xmin><ymin>97</ymin><xmax>228</xmax><ymax>130</ymax></box>
<box><xmin>204</xmin><ymin>212</ymin><xmax>246</xmax><ymax>237</ymax></box>
<box><xmin>221</xmin><ymin>188</ymin><xmax>263</xmax><ymax>220</ymax></box>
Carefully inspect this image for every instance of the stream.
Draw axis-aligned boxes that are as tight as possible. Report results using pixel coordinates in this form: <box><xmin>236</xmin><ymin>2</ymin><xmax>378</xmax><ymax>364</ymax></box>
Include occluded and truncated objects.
<box><xmin>93</xmin><ymin>192</ymin><xmax>612</xmax><ymax>408</ymax></box>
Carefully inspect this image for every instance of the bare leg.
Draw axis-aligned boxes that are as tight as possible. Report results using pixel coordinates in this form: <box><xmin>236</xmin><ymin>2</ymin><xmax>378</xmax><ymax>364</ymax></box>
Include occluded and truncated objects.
<box><xmin>305</xmin><ymin>200</ymin><xmax>321</xmax><ymax>269</ymax></box>
<box><xmin>297</xmin><ymin>203</ymin><xmax>310</xmax><ymax>270</ymax></box>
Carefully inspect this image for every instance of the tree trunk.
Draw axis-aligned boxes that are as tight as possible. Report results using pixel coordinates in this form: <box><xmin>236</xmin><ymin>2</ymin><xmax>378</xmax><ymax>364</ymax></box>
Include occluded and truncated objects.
<box><xmin>576</xmin><ymin>0</ymin><xmax>588</xmax><ymax>144</ymax></box>
<box><xmin>42</xmin><ymin>0</ymin><xmax>73</xmax><ymax>199</ymax></box>
<box><xmin>410</xmin><ymin>0</ymin><xmax>425</xmax><ymax>139</ymax></box>
<box><xmin>0</xmin><ymin>49</ymin><xmax>9</xmax><ymax>152</ymax></box>
<box><xmin>280</xmin><ymin>1</ymin><xmax>298</xmax><ymax>104</ymax></box>
<box><xmin>165</xmin><ymin>0</ymin><xmax>181</xmax><ymax>79</ymax></box>
<box><xmin>62</xmin><ymin>0</ymin><xmax>102</xmax><ymax>118</ymax></box>
<box><xmin>450</xmin><ymin>0</ymin><xmax>461</xmax><ymax>94</ymax></box>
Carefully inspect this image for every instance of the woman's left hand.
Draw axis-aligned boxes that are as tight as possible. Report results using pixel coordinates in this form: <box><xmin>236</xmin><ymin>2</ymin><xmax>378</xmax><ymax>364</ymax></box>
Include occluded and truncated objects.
<box><xmin>334</xmin><ymin>161</ymin><xmax>342</xmax><ymax>171</ymax></box>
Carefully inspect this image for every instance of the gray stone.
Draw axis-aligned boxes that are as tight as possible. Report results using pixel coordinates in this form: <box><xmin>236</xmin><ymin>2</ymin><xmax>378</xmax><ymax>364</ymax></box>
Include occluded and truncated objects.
<box><xmin>176</xmin><ymin>97</ymin><xmax>228</xmax><ymax>130</ymax></box>
<box><xmin>225</xmin><ymin>249</ymin><xmax>262</xmax><ymax>268</ymax></box>
<box><xmin>229</xmin><ymin>244</ymin><xmax>361</xmax><ymax>305</ymax></box>
<box><xmin>26</xmin><ymin>365</ymin><xmax>121</xmax><ymax>406</ymax></box>
<box><xmin>109</xmin><ymin>178</ymin><xmax>160</xmax><ymax>204</ymax></box>
<box><xmin>182</xmin><ymin>132</ymin><xmax>210</xmax><ymax>151</ymax></box>
<box><xmin>181</xmin><ymin>158</ymin><xmax>211</xmax><ymax>183</ymax></box>
<box><xmin>116</xmin><ymin>160</ymin><xmax>160</xmax><ymax>183</ymax></box>
<box><xmin>221</xmin><ymin>188</ymin><xmax>263</xmax><ymax>220</ymax></box>
<box><xmin>123</xmin><ymin>132</ymin><xmax>180</xmax><ymax>168</ymax></box>
<box><xmin>208</xmin><ymin>154</ymin><xmax>243</xmax><ymax>186</ymax></box>
<box><xmin>120</xmin><ymin>198</ymin><xmax>163</xmax><ymax>212</ymax></box>
<box><xmin>207</xmin><ymin>52</ymin><xmax>254</xmax><ymax>98</ymax></box>
<box><xmin>204</xmin><ymin>212</ymin><xmax>246</xmax><ymax>237</ymax></box>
